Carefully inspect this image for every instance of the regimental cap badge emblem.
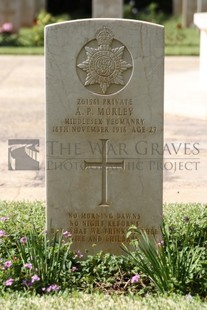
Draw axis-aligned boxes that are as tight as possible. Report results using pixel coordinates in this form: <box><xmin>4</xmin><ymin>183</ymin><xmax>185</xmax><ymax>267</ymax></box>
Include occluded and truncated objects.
<box><xmin>77</xmin><ymin>26</ymin><xmax>133</xmax><ymax>95</ymax></box>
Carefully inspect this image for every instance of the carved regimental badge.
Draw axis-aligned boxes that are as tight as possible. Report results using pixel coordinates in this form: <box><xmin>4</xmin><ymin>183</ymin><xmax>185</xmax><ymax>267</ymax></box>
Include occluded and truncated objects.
<box><xmin>76</xmin><ymin>27</ymin><xmax>133</xmax><ymax>95</ymax></box>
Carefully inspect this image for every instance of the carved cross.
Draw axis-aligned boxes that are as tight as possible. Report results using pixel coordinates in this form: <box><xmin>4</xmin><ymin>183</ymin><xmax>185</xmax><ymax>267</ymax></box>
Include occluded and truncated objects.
<box><xmin>84</xmin><ymin>139</ymin><xmax>124</xmax><ymax>207</ymax></box>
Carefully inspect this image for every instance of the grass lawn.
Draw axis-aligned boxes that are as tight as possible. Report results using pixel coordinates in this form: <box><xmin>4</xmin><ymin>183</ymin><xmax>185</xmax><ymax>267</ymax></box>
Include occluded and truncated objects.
<box><xmin>164</xmin><ymin>17</ymin><xmax>200</xmax><ymax>56</ymax></box>
<box><xmin>0</xmin><ymin>47</ymin><xmax>44</xmax><ymax>55</ymax></box>
<box><xmin>0</xmin><ymin>291</ymin><xmax>206</xmax><ymax>310</ymax></box>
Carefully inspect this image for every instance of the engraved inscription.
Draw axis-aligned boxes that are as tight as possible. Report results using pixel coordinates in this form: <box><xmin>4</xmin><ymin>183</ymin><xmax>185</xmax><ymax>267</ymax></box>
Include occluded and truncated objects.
<box><xmin>67</xmin><ymin>212</ymin><xmax>158</xmax><ymax>243</ymax></box>
<box><xmin>52</xmin><ymin>97</ymin><xmax>157</xmax><ymax>135</ymax></box>
<box><xmin>77</xmin><ymin>27</ymin><xmax>133</xmax><ymax>95</ymax></box>
<box><xmin>84</xmin><ymin>139</ymin><xmax>124</xmax><ymax>207</ymax></box>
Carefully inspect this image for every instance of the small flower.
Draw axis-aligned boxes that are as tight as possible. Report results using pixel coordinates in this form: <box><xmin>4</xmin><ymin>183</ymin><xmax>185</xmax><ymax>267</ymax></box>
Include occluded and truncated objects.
<box><xmin>4</xmin><ymin>261</ymin><xmax>12</xmax><ymax>269</ymax></box>
<box><xmin>46</xmin><ymin>284</ymin><xmax>61</xmax><ymax>292</ymax></box>
<box><xmin>186</xmin><ymin>293</ymin><xmax>193</xmax><ymax>301</ymax></box>
<box><xmin>5</xmin><ymin>278</ymin><xmax>14</xmax><ymax>286</ymax></box>
<box><xmin>22</xmin><ymin>279</ymin><xmax>33</xmax><ymax>287</ymax></box>
<box><xmin>22</xmin><ymin>280</ymin><xmax>28</xmax><ymax>286</ymax></box>
<box><xmin>63</xmin><ymin>230</ymin><xmax>72</xmax><ymax>238</ymax></box>
<box><xmin>132</xmin><ymin>8</ymin><xmax>138</xmax><ymax>14</ymax></box>
<box><xmin>20</xmin><ymin>236</ymin><xmax>27</xmax><ymax>244</ymax></box>
<box><xmin>157</xmin><ymin>240</ymin><xmax>164</xmax><ymax>247</ymax></box>
<box><xmin>0</xmin><ymin>216</ymin><xmax>9</xmax><ymax>221</ymax></box>
<box><xmin>1</xmin><ymin>23</ymin><xmax>13</xmax><ymax>33</ymax></box>
<box><xmin>22</xmin><ymin>280</ymin><xmax>33</xmax><ymax>287</ymax></box>
<box><xmin>71</xmin><ymin>266</ymin><xmax>78</xmax><ymax>272</ymax></box>
<box><xmin>31</xmin><ymin>274</ymin><xmax>40</xmax><ymax>283</ymax></box>
<box><xmin>74</xmin><ymin>250</ymin><xmax>83</xmax><ymax>259</ymax></box>
<box><xmin>131</xmin><ymin>274</ymin><xmax>140</xmax><ymax>284</ymax></box>
<box><xmin>0</xmin><ymin>230</ymin><xmax>7</xmax><ymax>237</ymax></box>
<box><xmin>24</xmin><ymin>263</ymin><xmax>33</xmax><ymax>269</ymax></box>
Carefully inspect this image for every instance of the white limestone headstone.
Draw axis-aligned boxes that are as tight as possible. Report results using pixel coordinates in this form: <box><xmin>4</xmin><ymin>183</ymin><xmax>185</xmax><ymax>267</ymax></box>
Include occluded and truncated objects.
<box><xmin>194</xmin><ymin>12</ymin><xmax>207</xmax><ymax>87</ymax></box>
<box><xmin>46</xmin><ymin>19</ymin><xmax>164</xmax><ymax>255</ymax></box>
<box><xmin>92</xmin><ymin>0</ymin><xmax>123</xmax><ymax>18</ymax></box>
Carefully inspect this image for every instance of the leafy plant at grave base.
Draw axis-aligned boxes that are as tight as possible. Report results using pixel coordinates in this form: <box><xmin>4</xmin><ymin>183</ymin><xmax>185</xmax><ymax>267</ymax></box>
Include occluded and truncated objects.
<box><xmin>0</xmin><ymin>201</ymin><xmax>45</xmax><ymax>264</ymax></box>
<box><xmin>0</xmin><ymin>201</ymin><xmax>45</xmax><ymax>237</ymax></box>
<box><xmin>0</xmin><ymin>202</ymin><xmax>207</xmax><ymax>296</ymax></box>
<box><xmin>0</xmin><ymin>228</ymin><xmax>79</xmax><ymax>293</ymax></box>
<box><xmin>122</xmin><ymin>220</ymin><xmax>207</xmax><ymax>296</ymax></box>
<box><xmin>164</xmin><ymin>203</ymin><xmax>207</xmax><ymax>249</ymax></box>
<box><xmin>76</xmin><ymin>251</ymin><xmax>149</xmax><ymax>294</ymax></box>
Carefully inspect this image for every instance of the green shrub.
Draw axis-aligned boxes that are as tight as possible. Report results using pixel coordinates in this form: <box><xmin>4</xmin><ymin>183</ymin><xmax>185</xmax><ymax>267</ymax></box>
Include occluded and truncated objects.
<box><xmin>31</xmin><ymin>11</ymin><xmax>70</xmax><ymax>46</ymax></box>
<box><xmin>17</xmin><ymin>11</ymin><xmax>70</xmax><ymax>47</ymax></box>
<box><xmin>123</xmin><ymin>218</ymin><xmax>207</xmax><ymax>296</ymax></box>
<box><xmin>0</xmin><ymin>229</ymin><xmax>77</xmax><ymax>293</ymax></box>
<box><xmin>77</xmin><ymin>252</ymin><xmax>145</xmax><ymax>293</ymax></box>
<box><xmin>124</xmin><ymin>2</ymin><xmax>167</xmax><ymax>24</ymax></box>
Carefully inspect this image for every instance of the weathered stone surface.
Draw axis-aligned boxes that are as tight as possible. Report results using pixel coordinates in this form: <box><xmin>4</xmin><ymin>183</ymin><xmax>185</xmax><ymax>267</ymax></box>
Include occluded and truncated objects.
<box><xmin>194</xmin><ymin>12</ymin><xmax>207</xmax><ymax>87</ymax></box>
<box><xmin>0</xmin><ymin>0</ymin><xmax>46</xmax><ymax>32</ymax></box>
<box><xmin>182</xmin><ymin>0</ymin><xmax>196</xmax><ymax>27</ymax></box>
<box><xmin>46</xmin><ymin>19</ymin><xmax>164</xmax><ymax>255</ymax></box>
<box><xmin>34</xmin><ymin>0</ymin><xmax>46</xmax><ymax>15</ymax></box>
<box><xmin>173</xmin><ymin>0</ymin><xmax>183</xmax><ymax>16</ymax></box>
<box><xmin>21</xmin><ymin>0</ymin><xmax>35</xmax><ymax>27</ymax></box>
<box><xmin>197</xmin><ymin>0</ymin><xmax>207</xmax><ymax>12</ymax></box>
<box><xmin>0</xmin><ymin>0</ymin><xmax>21</xmax><ymax>32</ymax></box>
<box><xmin>92</xmin><ymin>0</ymin><xmax>123</xmax><ymax>18</ymax></box>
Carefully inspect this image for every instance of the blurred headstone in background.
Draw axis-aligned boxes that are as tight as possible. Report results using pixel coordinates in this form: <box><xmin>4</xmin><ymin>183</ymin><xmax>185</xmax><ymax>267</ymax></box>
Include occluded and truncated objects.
<box><xmin>92</xmin><ymin>0</ymin><xmax>123</xmax><ymax>18</ymax></box>
<box><xmin>0</xmin><ymin>0</ymin><xmax>46</xmax><ymax>32</ymax></box>
<box><xmin>182</xmin><ymin>0</ymin><xmax>207</xmax><ymax>27</ymax></box>
<box><xmin>173</xmin><ymin>0</ymin><xmax>182</xmax><ymax>16</ymax></box>
<box><xmin>21</xmin><ymin>0</ymin><xmax>35</xmax><ymax>27</ymax></box>
<box><xmin>0</xmin><ymin>0</ymin><xmax>21</xmax><ymax>32</ymax></box>
<box><xmin>35</xmin><ymin>0</ymin><xmax>46</xmax><ymax>15</ymax></box>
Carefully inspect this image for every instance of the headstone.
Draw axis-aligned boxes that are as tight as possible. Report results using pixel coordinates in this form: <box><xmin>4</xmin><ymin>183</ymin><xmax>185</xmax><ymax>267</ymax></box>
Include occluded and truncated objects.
<box><xmin>173</xmin><ymin>0</ymin><xmax>183</xmax><ymax>16</ymax></box>
<box><xmin>182</xmin><ymin>0</ymin><xmax>207</xmax><ymax>27</ymax></box>
<box><xmin>21</xmin><ymin>0</ymin><xmax>35</xmax><ymax>27</ymax></box>
<box><xmin>197</xmin><ymin>0</ymin><xmax>207</xmax><ymax>12</ymax></box>
<box><xmin>194</xmin><ymin>12</ymin><xmax>207</xmax><ymax>87</ymax></box>
<box><xmin>46</xmin><ymin>19</ymin><xmax>164</xmax><ymax>255</ymax></box>
<box><xmin>35</xmin><ymin>0</ymin><xmax>46</xmax><ymax>15</ymax></box>
<box><xmin>0</xmin><ymin>0</ymin><xmax>21</xmax><ymax>33</ymax></box>
<box><xmin>92</xmin><ymin>0</ymin><xmax>123</xmax><ymax>18</ymax></box>
<box><xmin>182</xmin><ymin>0</ymin><xmax>197</xmax><ymax>27</ymax></box>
